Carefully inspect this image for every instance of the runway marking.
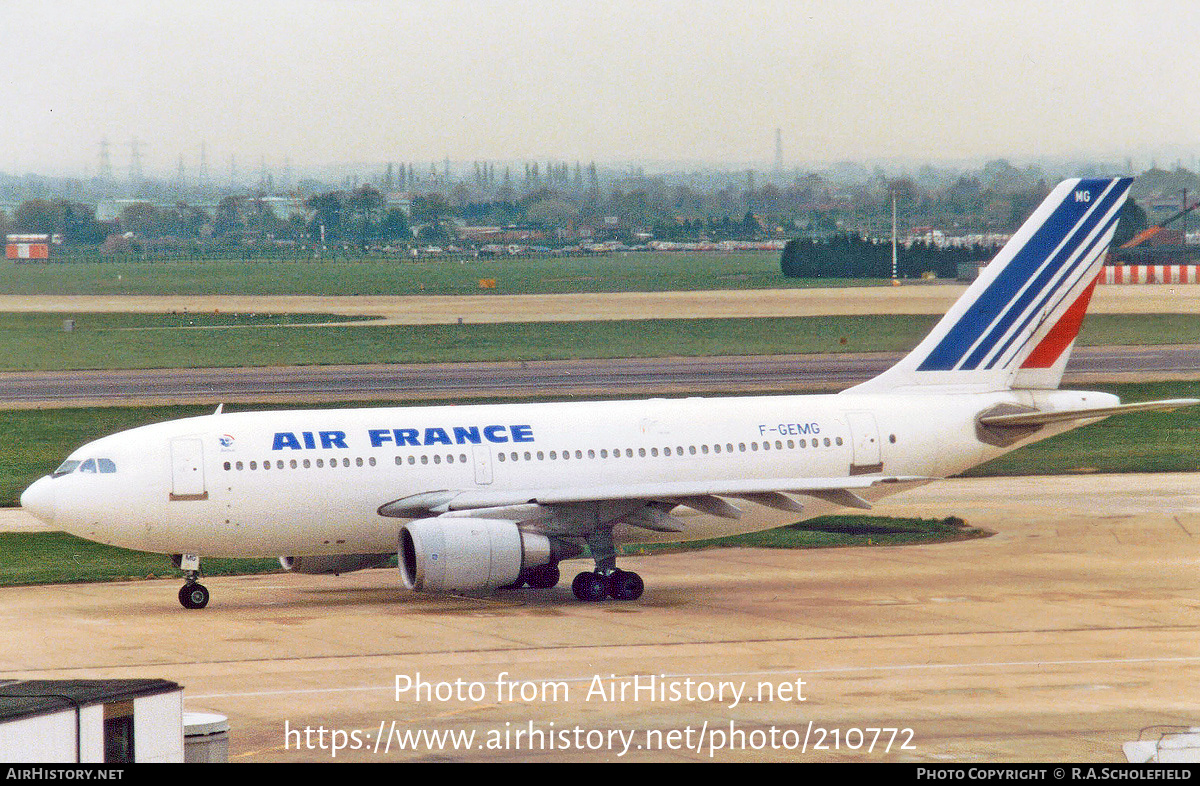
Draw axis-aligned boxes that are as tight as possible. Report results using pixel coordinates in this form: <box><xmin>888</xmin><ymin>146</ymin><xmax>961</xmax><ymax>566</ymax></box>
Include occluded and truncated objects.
<box><xmin>184</xmin><ymin>654</ymin><xmax>1200</xmax><ymax>701</ymax></box>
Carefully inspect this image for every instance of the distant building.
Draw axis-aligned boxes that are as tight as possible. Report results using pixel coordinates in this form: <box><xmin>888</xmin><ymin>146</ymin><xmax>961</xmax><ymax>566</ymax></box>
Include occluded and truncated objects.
<box><xmin>5</xmin><ymin>234</ymin><xmax>56</xmax><ymax>261</ymax></box>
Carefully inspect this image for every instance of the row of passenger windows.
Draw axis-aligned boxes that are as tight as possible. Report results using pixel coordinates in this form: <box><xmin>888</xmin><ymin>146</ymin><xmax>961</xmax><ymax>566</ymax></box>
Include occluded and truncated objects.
<box><xmin>222</xmin><ymin>437</ymin><xmax>847</xmax><ymax>473</ymax></box>
<box><xmin>495</xmin><ymin>437</ymin><xmax>841</xmax><ymax>463</ymax></box>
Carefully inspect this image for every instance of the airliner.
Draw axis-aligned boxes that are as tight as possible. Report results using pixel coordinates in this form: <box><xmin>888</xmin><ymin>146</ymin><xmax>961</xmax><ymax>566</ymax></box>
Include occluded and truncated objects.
<box><xmin>19</xmin><ymin>177</ymin><xmax>1196</xmax><ymax>609</ymax></box>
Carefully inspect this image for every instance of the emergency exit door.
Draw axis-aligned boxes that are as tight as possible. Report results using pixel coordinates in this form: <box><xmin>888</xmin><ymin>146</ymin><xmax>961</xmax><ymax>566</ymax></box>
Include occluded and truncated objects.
<box><xmin>473</xmin><ymin>444</ymin><xmax>494</xmax><ymax>485</ymax></box>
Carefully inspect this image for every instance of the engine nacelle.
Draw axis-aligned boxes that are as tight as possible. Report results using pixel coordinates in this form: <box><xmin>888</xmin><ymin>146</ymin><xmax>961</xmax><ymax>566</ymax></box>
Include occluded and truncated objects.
<box><xmin>399</xmin><ymin>518</ymin><xmax>554</xmax><ymax>593</ymax></box>
<box><xmin>279</xmin><ymin>554</ymin><xmax>392</xmax><ymax>575</ymax></box>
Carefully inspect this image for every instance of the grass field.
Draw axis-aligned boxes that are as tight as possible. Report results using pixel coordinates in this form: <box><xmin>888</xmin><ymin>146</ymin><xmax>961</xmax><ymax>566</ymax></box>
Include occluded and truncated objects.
<box><xmin>0</xmin><ymin>253</ymin><xmax>856</xmax><ymax>297</ymax></box>
<box><xmin>0</xmin><ymin>312</ymin><xmax>935</xmax><ymax>370</ymax></box>
<box><xmin>4</xmin><ymin>311</ymin><xmax>1200</xmax><ymax>371</ymax></box>
<box><xmin>0</xmin><ymin>531</ymin><xmax>280</xmax><ymax>586</ymax></box>
<box><xmin>3</xmin><ymin>381</ymin><xmax>1199</xmax><ymax>507</ymax></box>
<box><xmin>0</xmin><ymin>516</ymin><xmax>983</xmax><ymax>588</ymax></box>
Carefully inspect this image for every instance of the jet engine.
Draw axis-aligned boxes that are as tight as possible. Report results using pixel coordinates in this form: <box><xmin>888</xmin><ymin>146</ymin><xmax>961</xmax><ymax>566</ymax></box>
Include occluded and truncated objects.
<box><xmin>279</xmin><ymin>554</ymin><xmax>393</xmax><ymax>575</ymax></box>
<box><xmin>399</xmin><ymin>518</ymin><xmax>567</xmax><ymax>592</ymax></box>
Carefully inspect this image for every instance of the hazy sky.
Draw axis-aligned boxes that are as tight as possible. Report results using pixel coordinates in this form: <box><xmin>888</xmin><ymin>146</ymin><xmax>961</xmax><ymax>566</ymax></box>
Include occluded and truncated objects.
<box><xmin>5</xmin><ymin>0</ymin><xmax>1200</xmax><ymax>177</ymax></box>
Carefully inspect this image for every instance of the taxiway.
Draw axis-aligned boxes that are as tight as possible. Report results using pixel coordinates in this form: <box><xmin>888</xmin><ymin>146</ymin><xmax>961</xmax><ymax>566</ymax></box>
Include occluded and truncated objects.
<box><xmin>1</xmin><ymin>474</ymin><xmax>1196</xmax><ymax>762</ymax></box>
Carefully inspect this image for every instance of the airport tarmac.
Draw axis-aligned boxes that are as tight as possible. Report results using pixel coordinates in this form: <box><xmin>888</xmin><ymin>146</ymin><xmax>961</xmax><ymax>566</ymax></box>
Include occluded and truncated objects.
<box><xmin>2</xmin><ymin>473</ymin><xmax>1198</xmax><ymax>762</ymax></box>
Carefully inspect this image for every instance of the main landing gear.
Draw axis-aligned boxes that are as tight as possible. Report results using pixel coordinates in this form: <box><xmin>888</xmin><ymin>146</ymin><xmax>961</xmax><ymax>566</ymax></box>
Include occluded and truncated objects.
<box><xmin>172</xmin><ymin>553</ymin><xmax>210</xmax><ymax>609</ymax></box>
<box><xmin>572</xmin><ymin>527</ymin><xmax>644</xmax><ymax>602</ymax></box>
<box><xmin>572</xmin><ymin>568</ymin><xmax>644</xmax><ymax>602</ymax></box>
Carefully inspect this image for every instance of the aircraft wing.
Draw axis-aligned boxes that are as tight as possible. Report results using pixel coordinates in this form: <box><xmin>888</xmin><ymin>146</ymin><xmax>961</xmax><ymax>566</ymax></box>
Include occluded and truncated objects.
<box><xmin>377</xmin><ymin>474</ymin><xmax>935</xmax><ymax>521</ymax></box>
<box><xmin>977</xmin><ymin>398</ymin><xmax>1199</xmax><ymax>428</ymax></box>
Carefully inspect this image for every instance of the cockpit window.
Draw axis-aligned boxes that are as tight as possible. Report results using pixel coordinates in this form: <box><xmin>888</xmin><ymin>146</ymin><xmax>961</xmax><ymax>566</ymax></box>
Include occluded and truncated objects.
<box><xmin>51</xmin><ymin>460</ymin><xmax>80</xmax><ymax>478</ymax></box>
<box><xmin>53</xmin><ymin>458</ymin><xmax>116</xmax><ymax>477</ymax></box>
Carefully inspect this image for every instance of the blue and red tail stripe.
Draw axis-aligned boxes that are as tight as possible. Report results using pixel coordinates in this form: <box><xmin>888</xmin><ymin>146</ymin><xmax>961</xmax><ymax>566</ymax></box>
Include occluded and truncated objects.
<box><xmin>916</xmin><ymin>178</ymin><xmax>1132</xmax><ymax>372</ymax></box>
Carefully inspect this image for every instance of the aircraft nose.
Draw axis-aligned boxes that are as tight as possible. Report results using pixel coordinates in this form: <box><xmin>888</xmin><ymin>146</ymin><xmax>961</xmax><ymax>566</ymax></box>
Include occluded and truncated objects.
<box><xmin>20</xmin><ymin>477</ymin><xmax>55</xmax><ymax>526</ymax></box>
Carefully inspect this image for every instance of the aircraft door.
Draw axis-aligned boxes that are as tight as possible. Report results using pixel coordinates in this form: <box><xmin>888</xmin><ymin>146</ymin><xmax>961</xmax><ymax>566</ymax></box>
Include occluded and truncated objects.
<box><xmin>472</xmin><ymin>444</ymin><xmax>493</xmax><ymax>485</ymax></box>
<box><xmin>845</xmin><ymin>412</ymin><xmax>883</xmax><ymax>474</ymax></box>
<box><xmin>169</xmin><ymin>437</ymin><xmax>208</xmax><ymax>500</ymax></box>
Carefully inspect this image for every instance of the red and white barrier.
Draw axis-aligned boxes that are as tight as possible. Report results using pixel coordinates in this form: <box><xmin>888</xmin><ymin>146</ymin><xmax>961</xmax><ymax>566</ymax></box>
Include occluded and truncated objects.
<box><xmin>1101</xmin><ymin>265</ymin><xmax>1200</xmax><ymax>284</ymax></box>
<box><xmin>4</xmin><ymin>243</ymin><xmax>49</xmax><ymax>260</ymax></box>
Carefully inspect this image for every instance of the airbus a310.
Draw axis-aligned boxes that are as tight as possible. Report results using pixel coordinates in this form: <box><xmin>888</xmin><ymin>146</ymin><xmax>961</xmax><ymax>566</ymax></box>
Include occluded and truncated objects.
<box><xmin>21</xmin><ymin>177</ymin><xmax>1194</xmax><ymax>608</ymax></box>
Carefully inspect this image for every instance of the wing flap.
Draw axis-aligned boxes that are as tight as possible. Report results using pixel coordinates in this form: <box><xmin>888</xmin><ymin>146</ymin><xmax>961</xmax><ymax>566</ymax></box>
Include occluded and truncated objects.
<box><xmin>378</xmin><ymin>475</ymin><xmax>933</xmax><ymax>517</ymax></box>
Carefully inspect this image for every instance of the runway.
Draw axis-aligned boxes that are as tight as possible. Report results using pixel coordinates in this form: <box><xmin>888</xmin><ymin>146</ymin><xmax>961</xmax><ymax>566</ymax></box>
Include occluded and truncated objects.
<box><xmin>2</xmin><ymin>344</ymin><xmax>1199</xmax><ymax>407</ymax></box>
<box><xmin>1</xmin><ymin>474</ymin><xmax>1197</xmax><ymax>762</ymax></box>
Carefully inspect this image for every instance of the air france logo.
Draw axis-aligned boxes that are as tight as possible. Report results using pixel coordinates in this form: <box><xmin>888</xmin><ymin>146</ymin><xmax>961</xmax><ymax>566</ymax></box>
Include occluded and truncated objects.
<box><xmin>368</xmin><ymin>424</ymin><xmax>534</xmax><ymax>447</ymax></box>
<box><xmin>218</xmin><ymin>434</ymin><xmax>236</xmax><ymax>451</ymax></box>
<box><xmin>271</xmin><ymin>424</ymin><xmax>535</xmax><ymax>450</ymax></box>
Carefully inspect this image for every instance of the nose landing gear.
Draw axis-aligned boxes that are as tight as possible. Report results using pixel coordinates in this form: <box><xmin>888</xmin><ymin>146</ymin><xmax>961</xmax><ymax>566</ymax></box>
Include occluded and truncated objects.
<box><xmin>172</xmin><ymin>553</ymin><xmax>210</xmax><ymax>609</ymax></box>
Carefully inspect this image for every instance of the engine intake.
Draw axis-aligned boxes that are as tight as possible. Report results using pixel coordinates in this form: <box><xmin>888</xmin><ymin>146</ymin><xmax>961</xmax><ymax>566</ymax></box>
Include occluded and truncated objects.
<box><xmin>399</xmin><ymin>518</ymin><xmax>560</xmax><ymax>593</ymax></box>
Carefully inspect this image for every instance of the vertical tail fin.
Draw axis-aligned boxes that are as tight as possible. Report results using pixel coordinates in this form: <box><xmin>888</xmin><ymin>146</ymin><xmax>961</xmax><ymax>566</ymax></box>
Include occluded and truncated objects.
<box><xmin>848</xmin><ymin>177</ymin><xmax>1133</xmax><ymax>394</ymax></box>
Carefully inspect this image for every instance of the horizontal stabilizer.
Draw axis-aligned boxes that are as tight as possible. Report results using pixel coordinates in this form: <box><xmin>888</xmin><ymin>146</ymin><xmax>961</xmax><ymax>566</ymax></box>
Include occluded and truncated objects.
<box><xmin>978</xmin><ymin>398</ymin><xmax>1199</xmax><ymax>428</ymax></box>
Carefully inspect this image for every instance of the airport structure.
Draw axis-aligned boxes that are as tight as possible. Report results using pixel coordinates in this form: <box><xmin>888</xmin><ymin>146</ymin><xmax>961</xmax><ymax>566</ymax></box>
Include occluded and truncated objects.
<box><xmin>0</xmin><ymin>679</ymin><xmax>183</xmax><ymax>763</ymax></box>
<box><xmin>4</xmin><ymin>234</ymin><xmax>53</xmax><ymax>261</ymax></box>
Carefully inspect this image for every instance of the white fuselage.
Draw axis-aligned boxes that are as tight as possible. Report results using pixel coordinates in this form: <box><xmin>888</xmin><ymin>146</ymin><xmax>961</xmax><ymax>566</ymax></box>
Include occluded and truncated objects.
<box><xmin>24</xmin><ymin>387</ymin><xmax>1110</xmax><ymax>558</ymax></box>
